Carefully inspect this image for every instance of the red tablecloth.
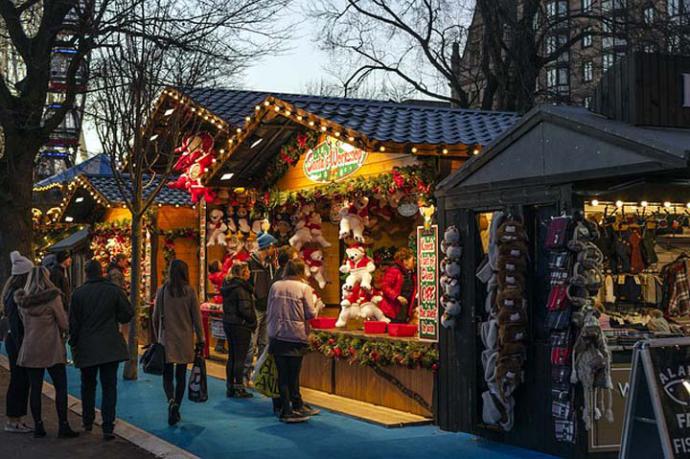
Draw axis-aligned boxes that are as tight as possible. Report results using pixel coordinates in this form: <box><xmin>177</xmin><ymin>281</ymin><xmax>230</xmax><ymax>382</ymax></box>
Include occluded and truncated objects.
<box><xmin>200</xmin><ymin>303</ymin><xmax>223</xmax><ymax>359</ymax></box>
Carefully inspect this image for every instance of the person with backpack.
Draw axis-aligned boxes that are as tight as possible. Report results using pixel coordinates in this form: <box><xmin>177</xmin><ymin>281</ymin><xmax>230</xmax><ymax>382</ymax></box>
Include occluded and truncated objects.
<box><xmin>15</xmin><ymin>266</ymin><xmax>78</xmax><ymax>438</ymax></box>
<box><xmin>2</xmin><ymin>251</ymin><xmax>33</xmax><ymax>433</ymax></box>
<box><xmin>69</xmin><ymin>259</ymin><xmax>133</xmax><ymax>440</ymax></box>
<box><xmin>152</xmin><ymin>260</ymin><xmax>204</xmax><ymax>426</ymax></box>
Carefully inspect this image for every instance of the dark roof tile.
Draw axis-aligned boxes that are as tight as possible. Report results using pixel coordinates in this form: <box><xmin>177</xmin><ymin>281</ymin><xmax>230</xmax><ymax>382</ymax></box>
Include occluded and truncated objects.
<box><xmin>86</xmin><ymin>175</ymin><xmax>192</xmax><ymax>207</ymax></box>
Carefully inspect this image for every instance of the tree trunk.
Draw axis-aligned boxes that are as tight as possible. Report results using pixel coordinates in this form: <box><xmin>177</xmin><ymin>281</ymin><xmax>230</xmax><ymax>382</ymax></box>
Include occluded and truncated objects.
<box><xmin>0</xmin><ymin>135</ymin><xmax>40</xmax><ymax>279</ymax></box>
<box><xmin>123</xmin><ymin>215</ymin><xmax>143</xmax><ymax>380</ymax></box>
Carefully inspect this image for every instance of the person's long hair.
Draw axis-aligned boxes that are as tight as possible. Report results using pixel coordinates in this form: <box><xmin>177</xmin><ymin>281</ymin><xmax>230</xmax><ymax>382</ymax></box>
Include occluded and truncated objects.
<box><xmin>284</xmin><ymin>259</ymin><xmax>307</xmax><ymax>281</ymax></box>
<box><xmin>1</xmin><ymin>272</ymin><xmax>29</xmax><ymax>310</ymax></box>
<box><xmin>167</xmin><ymin>259</ymin><xmax>190</xmax><ymax>298</ymax></box>
<box><xmin>23</xmin><ymin>267</ymin><xmax>56</xmax><ymax>295</ymax></box>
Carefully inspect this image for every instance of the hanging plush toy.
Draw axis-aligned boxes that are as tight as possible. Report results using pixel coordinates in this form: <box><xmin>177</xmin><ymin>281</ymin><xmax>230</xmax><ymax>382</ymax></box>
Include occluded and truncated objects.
<box><xmin>338</xmin><ymin>197</ymin><xmax>369</xmax><ymax>242</ymax></box>
<box><xmin>273</xmin><ymin>212</ymin><xmax>292</xmax><ymax>246</ymax></box>
<box><xmin>305</xmin><ymin>211</ymin><xmax>331</xmax><ymax>248</ymax></box>
<box><xmin>302</xmin><ymin>247</ymin><xmax>327</xmax><ymax>289</ymax></box>
<box><xmin>289</xmin><ymin>204</ymin><xmax>315</xmax><ymax>250</ymax></box>
<box><xmin>340</xmin><ymin>244</ymin><xmax>376</xmax><ymax>291</ymax></box>
<box><xmin>439</xmin><ymin>225</ymin><xmax>463</xmax><ymax>328</ymax></box>
<box><xmin>207</xmin><ymin>208</ymin><xmax>228</xmax><ymax>247</ymax></box>
<box><xmin>168</xmin><ymin>132</ymin><xmax>217</xmax><ymax>203</ymax></box>
<box><xmin>235</xmin><ymin>205</ymin><xmax>251</xmax><ymax>235</ymax></box>
<box><xmin>225</xmin><ymin>205</ymin><xmax>237</xmax><ymax>234</ymax></box>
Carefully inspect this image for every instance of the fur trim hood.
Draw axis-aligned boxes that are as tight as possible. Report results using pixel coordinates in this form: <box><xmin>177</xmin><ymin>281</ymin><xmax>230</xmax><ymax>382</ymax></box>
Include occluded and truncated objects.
<box><xmin>14</xmin><ymin>287</ymin><xmax>61</xmax><ymax>310</ymax></box>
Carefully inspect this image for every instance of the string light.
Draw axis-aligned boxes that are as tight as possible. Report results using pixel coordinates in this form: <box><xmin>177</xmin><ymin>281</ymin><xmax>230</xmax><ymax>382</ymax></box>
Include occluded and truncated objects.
<box><xmin>411</xmin><ymin>147</ymin><xmax>418</xmax><ymax>153</ymax></box>
<box><xmin>641</xmin><ymin>201</ymin><xmax>648</xmax><ymax>207</ymax></box>
<box><xmin>664</xmin><ymin>201</ymin><xmax>672</xmax><ymax>208</ymax></box>
<box><xmin>616</xmin><ymin>200</ymin><xmax>623</xmax><ymax>208</ymax></box>
<box><xmin>591</xmin><ymin>199</ymin><xmax>599</xmax><ymax>206</ymax></box>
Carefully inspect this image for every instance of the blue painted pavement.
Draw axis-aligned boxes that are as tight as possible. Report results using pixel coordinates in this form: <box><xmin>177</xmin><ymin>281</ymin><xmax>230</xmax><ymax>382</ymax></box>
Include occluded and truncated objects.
<box><xmin>3</xmin><ymin>347</ymin><xmax>555</xmax><ymax>459</ymax></box>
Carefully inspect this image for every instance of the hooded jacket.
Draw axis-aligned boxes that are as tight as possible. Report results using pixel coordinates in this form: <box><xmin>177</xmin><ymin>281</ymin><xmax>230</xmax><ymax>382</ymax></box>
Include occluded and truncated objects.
<box><xmin>267</xmin><ymin>279</ymin><xmax>317</xmax><ymax>344</ymax></box>
<box><xmin>248</xmin><ymin>254</ymin><xmax>274</xmax><ymax>312</ymax></box>
<box><xmin>221</xmin><ymin>278</ymin><xmax>257</xmax><ymax>330</ymax></box>
<box><xmin>15</xmin><ymin>287</ymin><xmax>68</xmax><ymax>368</ymax></box>
<box><xmin>379</xmin><ymin>262</ymin><xmax>417</xmax><ymax>321</ymax></box>
<box><xmin>69</xmin><ymin>277</ymin><xmax>133</xmax><ymax>368</ymax></box>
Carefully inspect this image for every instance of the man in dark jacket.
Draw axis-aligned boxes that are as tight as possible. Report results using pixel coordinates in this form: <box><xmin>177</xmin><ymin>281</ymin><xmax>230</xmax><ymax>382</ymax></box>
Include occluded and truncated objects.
<box><xmin>221</xmin><ymin>262</ymin><xmax>257</xmax><ymax>398</ymax></box>
<box><xmin>245</xmin><ymin>232</ymin><xmax>277</xmax><ymax>380</ymax></box>
<box><xmin>69</xmin><ymin>259</ymin><xmax>133</xmax><ymax>440</ymax></box>
<box><xmin>48</xmin><ymin>251</ymin><xmax>72</xmax><ymax>312</ymax></box>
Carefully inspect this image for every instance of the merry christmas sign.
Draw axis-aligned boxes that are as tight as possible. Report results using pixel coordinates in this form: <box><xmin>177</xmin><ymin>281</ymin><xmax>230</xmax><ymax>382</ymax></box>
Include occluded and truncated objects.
<box><xmin>303</xmin><ymin>136</ymin><xmax>367</xmax><ymax>183</ymax></box>
<box><xmin>417</xmin><ymin>225</ymin><xmax>439</xmax><ymax>342</ymax></box>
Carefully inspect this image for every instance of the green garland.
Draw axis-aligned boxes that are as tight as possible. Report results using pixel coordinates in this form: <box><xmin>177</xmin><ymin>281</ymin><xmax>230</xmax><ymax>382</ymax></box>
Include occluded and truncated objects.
<box><xmin>270</xmin><ymin>163</ymin><xmax>436</xmax><ymax>207</ymax></box>
<box><xmin>264</xmin><ymin>129</ymin><xmax>320</xmax><ymax>187</ymax></box>
<box><xmin>156</xmin><ymin>227</ymin><xmax>199</xmax><ymax>269</ymax></box>
<box><xmin>308</xmin><ymin>331</ymin><xmax>439</xmax><ymax>371</ymax></box>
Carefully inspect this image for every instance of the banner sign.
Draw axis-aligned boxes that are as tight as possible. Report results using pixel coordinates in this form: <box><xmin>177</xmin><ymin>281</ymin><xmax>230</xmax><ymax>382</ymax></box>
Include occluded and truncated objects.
<box><xmin>303</xmin><ymin>136</ymin><xmax>367</xmax><ymax>183</ymax></box>
<box><xmin>417</xmin><ymin>225</ymin><xmax>439</xmax><ymax>342</ymax></box>
<box><xmin>620</xmin><ymin>337</ymin><xmax>690</xmax><ymax>459</ymax></box>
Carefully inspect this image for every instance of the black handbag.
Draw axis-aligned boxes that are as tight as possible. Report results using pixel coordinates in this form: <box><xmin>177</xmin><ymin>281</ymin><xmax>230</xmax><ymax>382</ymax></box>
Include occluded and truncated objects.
<box><xmin>141</xmin><ymin>290</ymin><xmax>166</xmax><ymax>375</ymax></box>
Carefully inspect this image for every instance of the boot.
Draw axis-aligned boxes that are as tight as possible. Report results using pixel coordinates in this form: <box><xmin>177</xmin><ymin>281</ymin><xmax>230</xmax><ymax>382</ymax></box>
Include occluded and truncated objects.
<box><xmin>167</xmin><ymin>400</ymin><xmax>176</xmax><ymax>426</ymax></box>
<box><xmin>58</xmin><ymin>422</ymin><xmax>80</xmax><ymax>439</ymax></box>
<box><xmin>33</xmin><ymin>421</ymin><xmax>47</xmax><ymax>438</ymax></box>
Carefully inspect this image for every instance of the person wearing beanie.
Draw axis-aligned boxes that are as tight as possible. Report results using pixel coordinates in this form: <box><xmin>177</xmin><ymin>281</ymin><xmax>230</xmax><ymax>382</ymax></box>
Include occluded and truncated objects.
<box><xmin>244</xmin><ymin>232</ymin><xmax>278</xmax><ymax>381</ymax></box>
<box><xmin>48</xmin><ymin>251</ymin><xmax>72</xmax><ymax>312</ymax></box>
<box><xmin>2</xmin><ymin>251</ymin><xmax>34</xmax><ymax>433</ymax></box>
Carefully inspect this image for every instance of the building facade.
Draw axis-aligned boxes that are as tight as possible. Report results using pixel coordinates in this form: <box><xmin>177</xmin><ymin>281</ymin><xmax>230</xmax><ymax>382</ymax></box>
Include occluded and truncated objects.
<box><xmin>460</xmin><ymin>0</ymin><xmax>690</xmax><ymax>109</ymax></box>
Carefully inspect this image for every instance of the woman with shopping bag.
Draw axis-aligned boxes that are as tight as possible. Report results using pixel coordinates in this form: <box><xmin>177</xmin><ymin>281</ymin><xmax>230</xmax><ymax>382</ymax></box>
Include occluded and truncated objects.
<box><xmin>152</xmin><ymin>260</ymin><xmax>204</xmax><ymax>426</ymax></box>
<box><xmin>266</xmin><ymin>259</ymin><xmax>320</xmax><ymax>423</ymax></box>
<box><xmin>221</xmin><ymin>262</ymin><xmax>257</xmax><ymax>398</ymax></box>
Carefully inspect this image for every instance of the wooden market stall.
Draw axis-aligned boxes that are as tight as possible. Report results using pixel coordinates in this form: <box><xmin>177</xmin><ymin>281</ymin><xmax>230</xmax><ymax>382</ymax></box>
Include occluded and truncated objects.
<box><xmin>149</xmin><ymin>87</ymin><xmax>520</xmax><ymax>422</ymax></box>
<box><xmin>434</xmin><ymin>53</ymin><xmax>690</xmax><ymax>458</ymax></box>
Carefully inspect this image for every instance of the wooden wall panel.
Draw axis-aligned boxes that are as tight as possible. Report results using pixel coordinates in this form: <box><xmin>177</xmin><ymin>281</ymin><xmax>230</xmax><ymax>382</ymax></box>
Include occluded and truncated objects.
<box><xmin>300</xmin><ymin>351</ymin><xmax>334</xmax><ymax>393</ymax></box>
<box><xmin>155</xmin><ymin>207</ymin><xmax>200</xmax><ymax>292</ymax></box>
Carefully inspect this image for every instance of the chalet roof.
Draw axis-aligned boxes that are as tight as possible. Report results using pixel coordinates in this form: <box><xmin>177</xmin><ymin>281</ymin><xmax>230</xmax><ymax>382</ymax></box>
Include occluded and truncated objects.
<box><xmin>34</xmin><ymin>153</ymin><xmax>113</xmax><ymax>190</ymax></box>
<box><xmin>86</xmin><ymin>175</ymin><xmax>192</xmax><ymax>207</ymax></box>
<box><xmin>437</xmin><ymin>104</ymin><xmax>690</xmax><ymax>194</ymax></box>
<box><xmin>178</xmin><ymin>87</ymin><xmax>520</xmax><ymax>147</ymax></box>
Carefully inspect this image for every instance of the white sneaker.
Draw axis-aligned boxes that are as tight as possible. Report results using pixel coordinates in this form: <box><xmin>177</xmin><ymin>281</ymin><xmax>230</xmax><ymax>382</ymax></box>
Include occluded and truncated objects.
<box><xmin>4</xmin><ymin>422</ymin><xmax>33</xmax><ymax>433</ymax></box>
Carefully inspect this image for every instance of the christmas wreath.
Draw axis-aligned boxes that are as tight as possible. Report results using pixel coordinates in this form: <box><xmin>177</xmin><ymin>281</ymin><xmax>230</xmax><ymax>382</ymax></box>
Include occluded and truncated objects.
<box><xmin>270</xmin><ymin>163</ymin><xmax>435</xmax><ymax>207</ymax></box>
<box><xmin>308</xmin><ymin>331</ymin><xmax>439</xmax><ymax>371</ymax></box>
<box><xmin>156</xmin><ymin>227</ymin><xmax>200</xmax><ymax>268</ymax></box>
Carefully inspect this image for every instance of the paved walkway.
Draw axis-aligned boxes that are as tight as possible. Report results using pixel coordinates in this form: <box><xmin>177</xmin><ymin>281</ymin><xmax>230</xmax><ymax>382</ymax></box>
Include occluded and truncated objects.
<box><xmin>0</xmin><ymin>367</ymin><xmax>154</xmax><ymax>459</ymax></box>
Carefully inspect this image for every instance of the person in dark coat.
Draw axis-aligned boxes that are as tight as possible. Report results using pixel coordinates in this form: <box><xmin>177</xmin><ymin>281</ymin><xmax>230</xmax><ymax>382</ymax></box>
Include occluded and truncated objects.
<box><xmin>69</xmin><ymin>259</ymin><xmax>133</xmax><ymax>439</ymax></box>
<box><xmin>245</xmin><ymin>232</ymin><xmax>278</xmax><ymax>380</ymax></box>
<box><xmin>2</xmin><ymin>251</ymin><xmax>33</xmax><ymax>433</ymax></box>
<box><xmin>221</xmin><ymin>262</ymin><xmax>257</xmax><ymax>398</ymax></box>
<box><xmin>48</xmin><ymin>251</ymin><xmax>72</xmax><ymax>311</ymax></box>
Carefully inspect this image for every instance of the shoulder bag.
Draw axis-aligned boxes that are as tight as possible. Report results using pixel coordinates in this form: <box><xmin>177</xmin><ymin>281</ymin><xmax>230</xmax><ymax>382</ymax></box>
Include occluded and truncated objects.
<box><xmin>141</xmin><ymin>289</ymin><xmax>166</xmax><ymax>375</ymax></box>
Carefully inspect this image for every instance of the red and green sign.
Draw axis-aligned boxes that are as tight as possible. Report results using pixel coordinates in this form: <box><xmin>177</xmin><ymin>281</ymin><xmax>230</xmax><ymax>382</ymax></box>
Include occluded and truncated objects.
<box><xmin>303</xmin><ymin>137</ymin><xmax>367</xmax><ymax>183</ymax></box>
<box><xmin>417</xmin><ymin>225</ymin><xmax>439</xmax><ymax>342</ymax></box>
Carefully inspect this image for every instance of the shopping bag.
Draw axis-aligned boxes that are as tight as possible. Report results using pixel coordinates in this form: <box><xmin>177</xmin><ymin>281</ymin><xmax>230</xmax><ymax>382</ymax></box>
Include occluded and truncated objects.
<box><xmin>252</xmin><ymin>349</ymin><xmax>279</xmax><ymax>398</ymax></box>
<box><xmin>188</xmin><ymin>351</ymin><xmax>208</xmax><ymax>403</ymax></box>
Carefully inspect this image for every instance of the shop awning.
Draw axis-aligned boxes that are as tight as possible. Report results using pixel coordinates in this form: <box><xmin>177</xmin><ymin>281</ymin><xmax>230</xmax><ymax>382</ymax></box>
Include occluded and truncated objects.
<box><xmin>48</xmin><ymin>228</ymin><xmax>90</xmax><ymax>253</ymax></box>
<box><xmin>436</xmin><ymin>105</ymin><xmax>690</xmax><ymax>195</ymax></box>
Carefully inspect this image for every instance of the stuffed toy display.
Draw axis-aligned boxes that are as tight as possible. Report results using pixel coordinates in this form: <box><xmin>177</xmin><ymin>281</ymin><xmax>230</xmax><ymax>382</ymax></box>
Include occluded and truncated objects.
<box><xmin>439</xmin><ymin>226</ymin><xmax>463</xmax><ymax>328</ymax></box>
<box><xmin>340</xmin><ymin>244</ymin><xmax>376</xmax><ymax>291</ymax></box>
<box><xmin>225</xmin><ymin>205</ymin><xmax>238</xmax><ymax>233</ymax></box>
<box><xmin>206</xmin><ymin>208</ymin><xmax>228</xmax><ymax>247</ymax></box>
<box><xmin>234</xmin><ymin>206</ymin><xmax>252</xmax><ymax>235</ymax></box>
<box><xmin>305</xmin><ymin>211</ymin><xmax>331</xmax><ymax>248</ymax></box>
<box><xmin>273</xmin><ymin>212</ymin><xmax>292</xmax><ymax>246</ymax></box>
<box><xmin>338</xmin><ymin>197</ymin><xmax>369</xmax><ymax>243</ymax></box>
<box><xmin>336</xmin><ymin>283</ymin><xmax>389</xmax><ymax>328</ymax></box>
<box><xmin>302</xmin><ymin>247</ymin><xmax>327</xmax><ymax>289</ymax></box>
<box><xmin>221</xmin><ymin>235</ymin><xmax>250</xmax><ymax>274</ymax></box>
<box><xmin>168</xmin><ymin>132</ymin><xmax>217</xmax><ymax>203</ymax></box>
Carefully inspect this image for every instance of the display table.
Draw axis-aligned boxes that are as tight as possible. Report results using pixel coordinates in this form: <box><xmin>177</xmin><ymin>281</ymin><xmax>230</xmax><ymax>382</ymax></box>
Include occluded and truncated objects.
<box><xmin>200</xmin><ymin>302</ymin><xmax>223</xmax><ymax>359</ymax></box>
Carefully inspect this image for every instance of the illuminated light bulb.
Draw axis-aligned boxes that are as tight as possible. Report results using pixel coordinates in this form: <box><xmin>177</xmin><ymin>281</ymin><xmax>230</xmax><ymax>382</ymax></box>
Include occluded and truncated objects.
<box><xmin>274</xmin><ymin>106</ymin><xmax>280</xmax><ymax>112</ymax></box>
<box><xmin>245</xmin><ymin>116</ymin><xmax>251</xmax><ymax>122</ymax></box>
<box><xmin>236</xmin><ymin>128</ymin><xmax>242</xmax><ymax>134</ymax></box>
<box><xmin>411</xmin><ymin>147</ymin><xmax>418</xmax><ymax>153</ymax></box>
<box><xmin>264</xmin><ymin>101</ymin><xmax>270</xmax><ymax>106</ymax></box>
<box><xmin>191</xmin><ymin>107</ymin><xmax>196</xmax><ymax>112</ymax></box>
<box><xmin>664</xmin><ymin>201</ymin><xmax>672</xmax><ymax>208</ymax></box>
<box><xmin>334</xmin><ymin>132</ymin><xmax>341</xmax><ymax>137</ymax></box>
<box><xmin>320</xmin><ymin>126</ymin><xmax>327</xmax><ymax>132</ymax></box>
<box><xmin>379</xmin><ymin>146</ymin><xmax>386</xmax><ymax>152</ymax></box>
<box><xmin>641</xmin><ymin>201</ymin><xmax>648</xmax><ymax>207</ymax></box>
<box><xmin>308</xmin><ymin>120</ymin><xmax>315</xmax><ymax>127</ymax></box>
<box><xmin>616</xmin><ymin>200</ymin><xmax>623</xmax><ymax>208</ymax></box>
<box><xmin>591</xmin><ymin>199</ymin><xmax>599</xmax><ymax>206</ymax></box>
<box><xmin>442</xmin><ymin>148</ymin><xmax>448</xmax><ymax>155</ymax></box>
<box><xmin>348</xmin><ymin>136</ymin><xmax>355</xmax><ymax>142</ymax></box>
<box><xmin>204</xmin><ymin>116</ymin><xmax>209</xmax><ymax>120</ymax></box>
<box><xmin>472</xmin><ymin>148</ymin><xmax>481</xmax><ymax>155</ymax></box>
<box><xmin>297</xmin><ymin>115</ymin><xmax>303</xmax><ymax>121</ymax></box>
<box><xmin>255</xmin><ymin>105</ymin><xmax>261</xmax><ymax>111</ymax></box>
<box><xmin>219</xmin><ymin>149</ymin><xmax>225</xmax><ymax>154</ymax></box>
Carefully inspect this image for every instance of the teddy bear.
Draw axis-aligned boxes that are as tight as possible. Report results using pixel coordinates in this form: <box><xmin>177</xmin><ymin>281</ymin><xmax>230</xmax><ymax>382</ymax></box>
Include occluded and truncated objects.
<box><xmin>340</xmin><ymin>244</ymin><xmax>376</xmax><ymax>291</ymax></box>
<box><xmin>338</xmin><ymin>197</ymin><xmax>369</xmax><ymax>242</ymax></box>
<box><xmin>235</xmin><ymin>205</ymin><xmax>251</xmax><ymax>235</ymax></box>
<box><xmin>305</xmin><ymin>211</ymin><xmax>331</xmax><ymax>248</ymax></box>
<box><xmin>441</xmin><ymin>295</ymin><xmax>461</xmax><ymax>316</ymax></box>
<box><xmin>225</xmin><ymin>205</ymin><xmax>237</xmax><ymax>233</ymax></box>
<box><xmin>289</xmin><ymin>217</ymin><xmax>312</xmax><ymax>251</ymax></box>
<box><xmin>359</xmin><ymin>295</ymin><xmax>389</xmax><ymax>323</ymax></box>
<box><xmin>302</xmin><ymin>247</ymin><xmax>327</xmax><ymax>289</ymax></box>
<box><xmin>206</xmin><ymin>208</ymin><xmax>228</xmax><ymax>246</ymax></box>
<box><xmin>441</xmin><ymin>312</ymin><xmax>456</xmax><ymax>329</ymax></box>
<box><xmin>273</xmin><ymin>213</ymin><xmax>292</xmax><ymax>246</ymax></box>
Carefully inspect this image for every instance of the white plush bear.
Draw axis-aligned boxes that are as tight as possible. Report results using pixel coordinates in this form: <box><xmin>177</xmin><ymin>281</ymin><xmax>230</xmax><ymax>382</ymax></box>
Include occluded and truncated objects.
<box><xmin>443</xmin><ymin>225</ymin><xmax>461</xmax><ymax>245</ymax></box>
<box><xmin>359</xmin><ymin>294</ymin><xmax>390</xmax><ymax>323</ymax></box>
<box><xmin>302</xmin><ymin>247</ymin><xmax>327</xmax><ymax>289</ymax></box>
<box><xmin>444</xmin><ymin>245</ymin><xmax>462</xmax><ymax>259</ymax></box>
<box><xmin>289</xmin><ymin>218</ymin><xmax>312</xmax><ymax>250</ymax></box>
<box><xmin>306</xmin><ymin>212</ymin><xmax>331</xmax><ymax>248</ymax></box>
<box><xmin>207</xmin><ymin>208</ymin><xmax>228</xmax><ymax>247</ymax></box>
<box><xmin>338</xmin><ymin>198</ymin><xmax>368</xmax><ymax>243</ymax></box>
<box><xmin>441</xmin><ymin>295</ymin><xmax>462</xmax><ymax>316</ymax></box>
<box><xmin>441</xmin><ymin>312</ymin><xmax>456</xmax><ymax>329</ymax></box>
<box><xmin>340</xmin><ymin>245</ymin><xmax>375</xmax><ymax>291</ymax></box>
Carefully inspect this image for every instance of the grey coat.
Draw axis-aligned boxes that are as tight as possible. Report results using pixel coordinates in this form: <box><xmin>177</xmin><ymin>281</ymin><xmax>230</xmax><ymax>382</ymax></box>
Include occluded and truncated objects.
<box><xmin>15</xmin><ymin>287</ymin><xmax>68</xmax><ymax>368</ymax></box>
<box><xmin>152</xmin><ymin>284</ymin><xmax>203</xmax><ymax>364</ymax></box>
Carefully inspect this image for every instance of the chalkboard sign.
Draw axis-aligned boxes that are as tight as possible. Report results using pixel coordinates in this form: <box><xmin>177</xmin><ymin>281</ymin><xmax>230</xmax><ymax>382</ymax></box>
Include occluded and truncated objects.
<box><xmin>620</xmin><ymin>338</ymin><xmax>690</xmax><ymax>459</ymax></box>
